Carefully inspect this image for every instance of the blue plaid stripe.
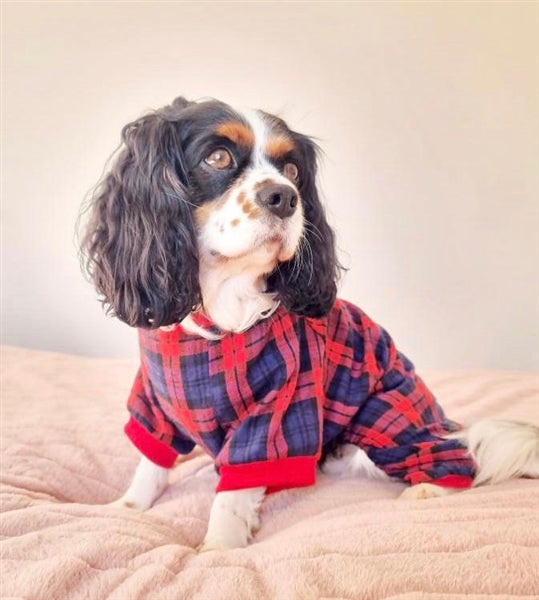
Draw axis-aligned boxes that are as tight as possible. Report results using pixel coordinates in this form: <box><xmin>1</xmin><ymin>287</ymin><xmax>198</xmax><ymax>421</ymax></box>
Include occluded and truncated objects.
<box><xmin>127</xmin><ymin>299</ymin><xmax>476</xmax><ymax>487</ymax></box>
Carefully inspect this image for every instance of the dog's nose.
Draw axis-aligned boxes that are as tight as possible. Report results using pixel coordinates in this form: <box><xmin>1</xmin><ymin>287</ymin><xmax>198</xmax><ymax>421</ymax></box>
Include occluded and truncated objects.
<box><xmin>256</xmin><ymin>184</ymin><xmax>298</xmax><ymax>219</ymax></box>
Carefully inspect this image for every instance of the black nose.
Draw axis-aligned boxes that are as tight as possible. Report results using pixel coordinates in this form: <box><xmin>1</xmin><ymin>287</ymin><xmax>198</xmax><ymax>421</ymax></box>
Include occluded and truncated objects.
<box><xmin>256</xmin><ymin>184</ymin><xmax>298</xmax><ymax>219</ymax></box>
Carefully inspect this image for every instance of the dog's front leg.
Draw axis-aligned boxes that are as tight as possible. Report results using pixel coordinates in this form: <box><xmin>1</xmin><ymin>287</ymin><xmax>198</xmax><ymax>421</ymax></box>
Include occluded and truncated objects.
<box><xmin>200</xmin><ymin>487</ymin><xmax>266</xmax><ymax>551</ymax></box>
<box><xmin>110</xmin><ymin>454</ymin><xmax>169</xmax><ymax>511</ymax></box>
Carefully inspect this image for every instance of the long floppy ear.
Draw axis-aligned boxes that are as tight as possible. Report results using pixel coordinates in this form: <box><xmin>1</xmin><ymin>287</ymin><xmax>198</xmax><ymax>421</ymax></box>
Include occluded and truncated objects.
<box><xmin>269</xmin><ymin>134</ymin><xmax>340</xmax><ymax>317</ymax></box>
<box><xmin>80</xmin><ymin>97</ymin><xmax>200</xmax><ymax>328</ymax></box>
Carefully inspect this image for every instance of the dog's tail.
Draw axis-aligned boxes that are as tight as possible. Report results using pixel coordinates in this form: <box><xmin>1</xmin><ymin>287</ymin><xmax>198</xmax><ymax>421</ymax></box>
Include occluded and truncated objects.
<box><xmin>455</xmin><ymin>420</ymin><xmax>539</xmax><ymax>486</ymax></box>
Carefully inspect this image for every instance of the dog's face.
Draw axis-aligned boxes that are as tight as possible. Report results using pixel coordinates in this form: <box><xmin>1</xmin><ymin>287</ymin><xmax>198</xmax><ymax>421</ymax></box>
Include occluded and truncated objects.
<box><xmin>186</xmin><ymin>106</ymin><xmax>304</xmax><ymax>264</ymax></box>
<box><xmin>81</xmin><ymin>97</ymin><xmax>338</xmax><ymax>329</ymax></box>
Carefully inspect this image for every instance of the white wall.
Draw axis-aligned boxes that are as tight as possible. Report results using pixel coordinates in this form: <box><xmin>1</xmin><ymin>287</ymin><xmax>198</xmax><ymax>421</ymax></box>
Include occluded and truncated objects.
<box><xmin>2</xmin><ymin>1</ymin><xmax>538</xmax><ymax>370</ymax></box>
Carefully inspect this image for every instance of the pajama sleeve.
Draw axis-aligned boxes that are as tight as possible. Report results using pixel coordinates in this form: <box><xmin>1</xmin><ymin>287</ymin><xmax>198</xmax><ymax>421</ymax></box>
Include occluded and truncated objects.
<box><xmin>125</xmin><ymin>367</ymin><xmax>196</xmax><ymax>468</ymax></box>
<box><xmin>343</xmin><ymin>312</ymin><xmax>476</xmax><ymax>487</ymax></box>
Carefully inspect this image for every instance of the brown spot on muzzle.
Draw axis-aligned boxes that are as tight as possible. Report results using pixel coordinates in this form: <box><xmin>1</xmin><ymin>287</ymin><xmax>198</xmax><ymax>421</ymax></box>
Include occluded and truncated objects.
<box><xmin>253</xmin><ymin>179</ymin><xmax>279</xmax><ymax>194</ymax></box>
<box><xmin>241</xmin><ymin>200</ymin><xmax>262</xmax><ymax>220</ymax></box>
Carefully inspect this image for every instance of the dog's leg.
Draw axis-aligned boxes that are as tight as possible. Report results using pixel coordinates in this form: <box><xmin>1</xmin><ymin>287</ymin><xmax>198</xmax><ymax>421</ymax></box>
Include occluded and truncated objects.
<box><xmin>200</xmin><ymin>487</ymin><xmax>266</xmax><ymax>551</ymax></box>
<box><xmin>110</xmin><ymin>455</ymin><xmax>169</xmax><ymax>511</ymax></box>
<box><xmin>400</xmin><ymin>420</ymin><xmax>539</xmax><ymax>499</ymax></box>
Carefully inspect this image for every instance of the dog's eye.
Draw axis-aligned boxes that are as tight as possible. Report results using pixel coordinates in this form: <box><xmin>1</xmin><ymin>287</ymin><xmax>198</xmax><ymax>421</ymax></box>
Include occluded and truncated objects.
<box><xmin>283</xmin><ymin>162</ymin><xmax>299</xmax><ymax>182</ymax></box>
<box><xmin>205</xmin><ymin>149</ymin><xmax>233</xmax><ymax>170</ymax></box>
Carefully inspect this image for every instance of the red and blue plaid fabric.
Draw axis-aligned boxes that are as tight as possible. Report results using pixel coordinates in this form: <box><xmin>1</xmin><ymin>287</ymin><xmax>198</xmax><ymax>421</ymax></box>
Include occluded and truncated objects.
<box><xmin>126</xmin><ymin>299</ymin><xmax>475</xmax><ymax>492</ymax></box>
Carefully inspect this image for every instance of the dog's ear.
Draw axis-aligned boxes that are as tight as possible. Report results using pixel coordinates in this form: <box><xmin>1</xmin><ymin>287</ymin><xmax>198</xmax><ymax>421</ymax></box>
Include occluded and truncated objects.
<box><xmin>80</xmin><ymin>96</ymin><xmax>201</xmax><ymax>328</ymax></box>
<box><xmin>269</xmin><ymin>134</ymin><xmax>340</xmax><ymax>317</ymax></box>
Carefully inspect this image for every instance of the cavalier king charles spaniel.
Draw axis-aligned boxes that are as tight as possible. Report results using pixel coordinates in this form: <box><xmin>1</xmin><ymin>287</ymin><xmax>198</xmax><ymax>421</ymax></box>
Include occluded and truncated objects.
<box><xmin>81</xmin><ymin>96</ymin><xmax>539</xmax><ymax>551</ymax></box>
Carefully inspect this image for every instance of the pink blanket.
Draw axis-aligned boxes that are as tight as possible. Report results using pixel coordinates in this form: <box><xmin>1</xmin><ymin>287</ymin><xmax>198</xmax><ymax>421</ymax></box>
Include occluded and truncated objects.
<box><xmin>2</xmin><ymin>345</ymin><xmax>539</xmax><ymax>599</ymax></box>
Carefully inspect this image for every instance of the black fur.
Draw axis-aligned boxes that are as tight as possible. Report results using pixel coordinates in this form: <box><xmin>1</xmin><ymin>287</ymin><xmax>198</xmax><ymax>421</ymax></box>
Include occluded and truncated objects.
<box><xmin>267</xmin><ymin>131</ymin><xmax>339</xmax><ymax>317</ymax></box>
<box><xmin>80</xmin><ymin>96</ymin><xmax>340</xmax><ymax>328</ymax></box>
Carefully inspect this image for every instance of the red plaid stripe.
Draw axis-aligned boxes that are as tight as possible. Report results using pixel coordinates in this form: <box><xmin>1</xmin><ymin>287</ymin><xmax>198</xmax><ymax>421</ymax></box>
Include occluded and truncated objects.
<box><xmin>126</xmin><ymin>300</ymin><xmax>476</xmax><ymax>491</ymax></box>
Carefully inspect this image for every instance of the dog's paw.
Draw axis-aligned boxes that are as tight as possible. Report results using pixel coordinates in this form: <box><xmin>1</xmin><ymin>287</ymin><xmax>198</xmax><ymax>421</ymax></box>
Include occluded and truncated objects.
<box><xmin>400</xmin><ymin>482</ymin><xmax>452</xmax><ymax>500</ymax></box>
<box><xmin>108</xmin><ymin>496</ymin><xmax>147</xmax><ymax>511</ymax></box>
<box><xmin>108</xmin><ymin>457</ymin><xmax>169</xmax><ymax>512</ymax></box>
<box><xmin>199</xmin><ymin>521</ymin><xmax>251</xmax><ymax>552</ymax></box>
<box><xmin>199</xmin><ymin>509</ymin><xmax>261</xmax><ymax>552</ymax></box>
<box><xmin>199</xmin><ymin>487</ymin><xmax>265</xmax><ymax>551</ymax></box>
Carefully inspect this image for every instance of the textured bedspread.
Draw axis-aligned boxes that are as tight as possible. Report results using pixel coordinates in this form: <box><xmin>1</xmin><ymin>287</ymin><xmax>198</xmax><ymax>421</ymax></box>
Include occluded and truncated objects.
<box><xmin>2</xmin><ymin>345</ymin><xmax>539</xmax><ymax>599</ymax></box>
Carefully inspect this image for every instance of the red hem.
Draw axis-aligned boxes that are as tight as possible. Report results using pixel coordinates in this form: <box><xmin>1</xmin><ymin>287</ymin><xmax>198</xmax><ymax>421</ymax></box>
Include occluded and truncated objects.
<box><xmin>124</xmin><ymin>417</ymin><xmax>178</xmax><ymax>468</ymax></box>
<box><xmin>216</xmin><ymin>456</ymin><xmax>317</xmax><ymax>493</ymax></box>
<box><xmin>431</xmin><ymin>474</ymin><xmax>474</xmax><ymax>489</ymax></box>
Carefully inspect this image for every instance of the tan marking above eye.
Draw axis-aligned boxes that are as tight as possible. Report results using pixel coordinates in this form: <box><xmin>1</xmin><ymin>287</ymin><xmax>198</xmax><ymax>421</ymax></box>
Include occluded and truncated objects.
<box><xmin>283</xmin><ymin>162</ymin><xmax>299</xmax><ymax>182</ymax></box>
<box><xmin>215</xmin><ymin>122</ymin><xmax>255</xmax><ymax>148</ymax></box>
<box><xmin>231</xmin><ymin>219</ymin><xmax>240</xmax><ymax>227</ymax></box>
<box><xmin>205</xmin><ymin>148</ymin><xmax>233</xmax><ymax>169</ymax></box>
<box><xmin>265</xmin><ymin>135</ymin><xmax>295</xmax><ymax>159</ymax></box>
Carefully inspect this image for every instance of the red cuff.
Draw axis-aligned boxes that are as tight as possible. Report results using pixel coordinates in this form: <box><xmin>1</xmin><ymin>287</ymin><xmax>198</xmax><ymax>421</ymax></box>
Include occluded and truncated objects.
<box><xmin>124</xmin><ymin>417</ymin><xmax>178</xmax><ymax>468</ymax></box>
<box><xmin>430</xmin><ymin>474</ymin><xmax>474</xmax><ymax>489</ymax></box>
<box><xmin>216</xmin><ymin>456</ymin><xmax>317</xmax><ymax>494</ymax></box>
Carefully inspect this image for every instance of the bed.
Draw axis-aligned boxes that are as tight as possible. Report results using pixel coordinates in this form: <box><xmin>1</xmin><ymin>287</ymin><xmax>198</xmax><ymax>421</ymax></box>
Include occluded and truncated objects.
<box><xmin>2</xmin><ymin>345</ymin><xmax>538</xmax><ymax>599</ymax></box>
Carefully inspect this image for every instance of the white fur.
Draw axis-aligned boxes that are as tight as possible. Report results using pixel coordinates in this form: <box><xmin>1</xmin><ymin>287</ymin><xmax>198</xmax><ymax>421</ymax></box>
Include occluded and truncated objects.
<box><xmin>243</xmin><ymin>108</ymin><xmax>272</xmax><ymax>169</ymax></box>
<box><xmin>322</xmin><ymin>421</ymin><xmax>539</xmax><ymax>501</ymax></box>
<box><xmin>199</xmin><ymin>487</ymin><xmax>266</xmax><ymax>551</ymax></box>
<box><xmin>197</xmin><ymin>244</ymin><xmax>281</xmax><ymax>334</ymax></box>
<box><xmin>194</xmin><ymin>108</ymin><xmax>304</xmax><ymax>334</ymax></box>
<box><xmin>196</xmin><ymin>169</ymin><xmax>303</xmax><ymax>266</ymax></box>
<box><xmin>454</xmin><ymin>419</ymin><xmax>539</xmax><ymax>486</ymax></box>
<box><xmin>109</xmin><ymin>454</ymin><xmax>168</xmax><ymax>511</ymax></box>
<box><xmin>178</xmin><ymin>314</ymin><xmax>222</xmax><ymax>340</ymax></box>
<box><xmin>196</xmin><ymin>110</ymin><xmax>303</xmax><ymax>268</ymax></box>
<box><xmin>111</xmin><ymin>456</ymin><xmax>265</xmax><ymax>551</ymax></box>
<box><xmin>321</xmin><ymin>443</ymin><xmax>389</xmax><ymax>480</ymax></box>
<box><xmin>402</xmin><ymin>419</ymin><xmax>539</xmax><ymax>499</ymax></box>
<box><xmin>400</xmin><ymin>482</ymin><xmax>455</xmax><ymax>499</ymax></box>
<box><xmin>112</xmin><ymin>424</ymin><xmax>539</xmax><ymax>547</ymax></box>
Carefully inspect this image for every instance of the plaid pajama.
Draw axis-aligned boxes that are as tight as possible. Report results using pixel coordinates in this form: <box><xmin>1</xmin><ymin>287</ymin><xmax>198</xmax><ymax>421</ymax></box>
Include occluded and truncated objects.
<box><xmin>126</xmin><ymin>299</ymin><xmax>475</xmax><ymax>492</ymax></box>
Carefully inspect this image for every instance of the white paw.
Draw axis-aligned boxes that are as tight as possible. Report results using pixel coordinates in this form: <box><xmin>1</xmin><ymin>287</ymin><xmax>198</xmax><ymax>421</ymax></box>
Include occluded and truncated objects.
<box><xmin>400</xmin><ymin>482</ymin><xmax>452</xmax><ymax>500</ymax></box>
<box><xmin>108</xmin><ymin>456</ymin><xmax>170</xmax><ymax>512</ymax></box>
<box><xmin>199</xmin><ymin>524</ymin><xmax>250</xmax><ymax>552</ymax></box>
<box><xmin>108</xmin><ymin>496</ymin><xmax>148</xmax><ymax>511</ymax></box>
<box><xmin>199</xmin><ymin>507</ymin><xmax>259</xmax><ymax>552</ymax></box>
<box><xmin>199</xmin><ymin>487</ymin><xmax>265</xmax><ymax>552</ymax></box>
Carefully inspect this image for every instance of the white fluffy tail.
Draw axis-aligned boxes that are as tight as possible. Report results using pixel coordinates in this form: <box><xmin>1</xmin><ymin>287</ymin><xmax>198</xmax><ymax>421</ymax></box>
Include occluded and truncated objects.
<box><xmin>456</xmin><ymin>420</ymin><xmax>539</xmax><ymax>486</ymax></box>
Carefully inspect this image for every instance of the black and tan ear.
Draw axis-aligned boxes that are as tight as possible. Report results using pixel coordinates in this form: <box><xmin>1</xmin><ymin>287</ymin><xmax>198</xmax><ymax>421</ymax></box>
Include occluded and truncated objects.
<box><xmin>80</xmin><ymin>97</ymin><xmax>201</xmax><ymax>328</ymax></box>
<box><xmin>268</xmin><ymin>133</ymin><xmax>340</xmax><ymax>317</ymax></box>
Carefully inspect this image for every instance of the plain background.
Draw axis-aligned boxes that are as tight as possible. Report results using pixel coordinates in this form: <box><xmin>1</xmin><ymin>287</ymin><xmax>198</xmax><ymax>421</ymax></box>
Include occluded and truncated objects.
<box><xmin>2</xmin><ymin>1</ymin><xmax>538</xmax><ymax>370</ymax></box>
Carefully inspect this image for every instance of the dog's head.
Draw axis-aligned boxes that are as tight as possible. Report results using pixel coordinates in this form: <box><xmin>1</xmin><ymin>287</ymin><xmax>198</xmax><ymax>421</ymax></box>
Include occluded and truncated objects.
<box><xmin>81</xmin><ymin>96</ymin><xmax>339</xmax><ymax>330</ymax></box>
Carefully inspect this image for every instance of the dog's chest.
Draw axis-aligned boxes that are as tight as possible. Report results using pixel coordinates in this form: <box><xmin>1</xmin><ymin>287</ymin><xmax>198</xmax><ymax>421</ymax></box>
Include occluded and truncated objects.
<box><xmin>140</xmin><ymin>313</ymin><xmax>326</xmax><ymax>439</ymax></box>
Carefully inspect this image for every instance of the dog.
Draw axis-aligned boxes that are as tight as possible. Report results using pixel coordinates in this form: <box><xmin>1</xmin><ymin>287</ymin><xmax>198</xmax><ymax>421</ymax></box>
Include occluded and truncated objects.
<box><xmin>80</xmin><ymin>96</ymin><xmax>539</xmax><ymax>551</ymax></box>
